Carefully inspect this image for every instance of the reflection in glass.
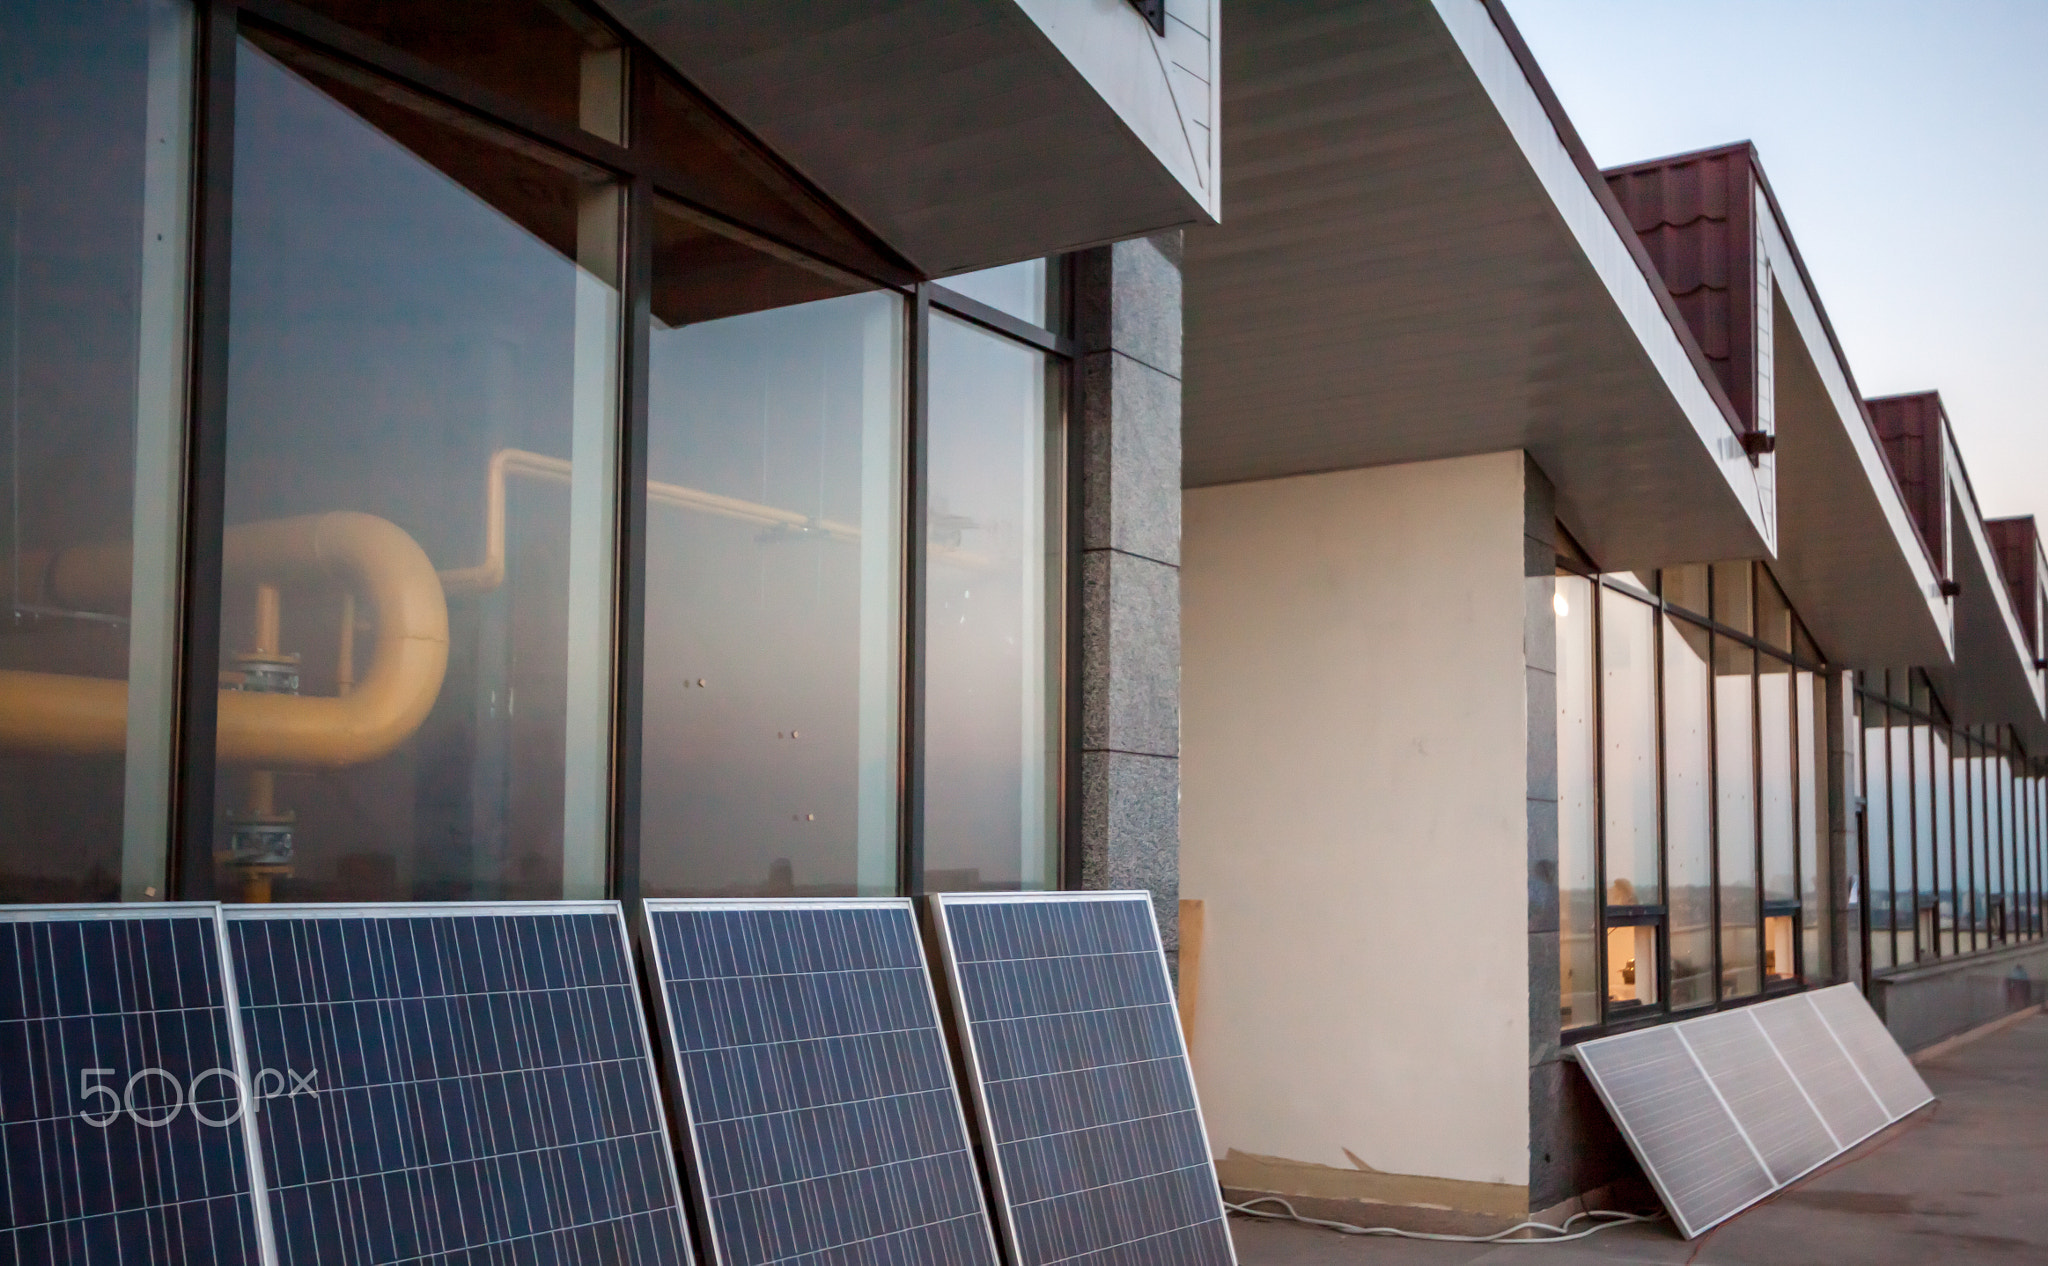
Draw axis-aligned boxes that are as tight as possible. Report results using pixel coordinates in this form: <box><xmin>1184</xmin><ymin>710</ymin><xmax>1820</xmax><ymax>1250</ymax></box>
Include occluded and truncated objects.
<box><xmin>1556</xmin><ymin>573</ymin><xmax>1598</xmax><ymax>1028</ymax></box>
<box><xmin>1661</xmin><ymin>563</ymin><xmax>1708</xmax><ymax>618</ymax></box>
<box><xmin>1717</xmin><ymin>637</ymin><xmax>1759</xmax><ymax>995</ymax></box>
<box><xmin>924</xmin><ymin>313</ymin><xmax>1062</xmax><ymax>892</ymax></box>
<box><xmin>1606</xmin><ymin>924</ymin><xmax>1657</xmax><ymax>1008</ymax></box>
<box><xmin>1798</xmin><ymin>671</ymin><xmax>1829</xmax><ymax>979</ymax></box>
<box><xmin>1865</xmin><ymin>708</ymin><xmax>1893</xmax><ymax>970</ymax></box>
<box><xmin>1756</xmin><ymin>567</ymin><xmax>1793</xmax><ymax>651</ymax></box>
<box><xmin>638</xmin><ymin>201</ymin><xmax>903</xmax><ymax>898</ymax></box>
<box><xmin>1765</xmin><ymin>914</ymin><xmax>1797</xmax><ymax>983</ymax></box>
<box><xmin>939</xmin><ymin>260</ymin><xmax>1056</xmax><ymax>330</ymax></box>
<box><xmin>1914</xmin><ymin>723</ymin><xmax>1936</xmax><ymax>959</ymax></box>
<box><xmin>1760</xmin><ymin>657</ymin><xmax>1796</xmax><ymax>905</ymax></box>
<box><xmin>215</xmin><ymin>35</ymin><xmax>620</xmax><ymax>902</ymax></box>
<box><xmin>1995</xmin><ymin>755</ymin><xmax>2012</xmax><ymax>941</ymax></box>
<box><xmin>1890</xmin><ymin>719</ymin><xmax>1913</xmax><ymax>958</ymax></box>
<box><xmin>1934</xmin><ymin>727</ymin><xmax>1954</xmax><ymax>956</ymax></box>
<box><xmin>1712</xmin><ymin>561</ymin><xmax>1752</xmax><ymax>635</ymax></box>
<box><xmin>1600</xmin><ymin>588</ymin><xmax>1658</xmax><ymax>907</ymax></box>
<box><xmin>1662</xmin><ymin>616</ymin><xmax>1714</xmax><ymax>1008</ymax></box>
<box><xmin>0</xmin><ymin>0</ymin><xmax>192</xmax><ymax>902</ymax></box>
<box><xmin>1967</xmin><ymin>740</ymin><xmax>1986</xmax><ymax>952</ymax></box>
<box><xmin>284</xmin><ymin>0</ymin><xmax>626</xmax><ymax>140</ymax></box>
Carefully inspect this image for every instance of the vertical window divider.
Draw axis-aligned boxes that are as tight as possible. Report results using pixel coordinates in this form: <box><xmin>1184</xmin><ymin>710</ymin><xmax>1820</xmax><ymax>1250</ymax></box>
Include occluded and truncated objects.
<box><xmin>170</xmin><ymin>0</ymin><xmax>240</xmax><ymax>900</ymax></box>
<box><xmin>1705</xmin><ymin>576</ymin><xmax>1724</xmax><ymax>1003</ymax></box>
<box><xmin>1651</xmin><ymin>587</ymin><xmax>1671</xmax><ymax>1011</ymax></box>
<box><xmin>609</xmin><ymin>157</ymin><xmax>654</xmax><ymax>910</ymax></box>
<box><xmin>1591</xmin><ymin>575</ymin><xmax>1608</xmax><ymax>1025</ymax></box>
<box><xmin>1060</xmin><ymin>260</ymin><xmax>1084</xmax><ymax>892</ymax></box>
<box><xmin>900</xmin><ymin>284</ymin><xmax>931</xmax><ymax>897</ymax></box>
<box><xmin>1749</xmin><ymin>593</ymin><xmax>1765</xmax><ymax>993</ymax></box>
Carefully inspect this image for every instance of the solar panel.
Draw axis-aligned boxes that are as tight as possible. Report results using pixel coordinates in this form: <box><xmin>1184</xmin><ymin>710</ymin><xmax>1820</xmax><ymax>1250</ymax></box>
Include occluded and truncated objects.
<box><xmin>931</xmin><ymin>891</ymin><xmax>1236</xmax><ymax>1266</ymax></box>
<box><xmin>0</xmin><ymin>904</ymin><xmax>271</xmax><ymax>1265</ymax></box>
<box><xmin>1749</xmin><ymin>989</ymin><xmax>1887</xmax><ymax>1147</ymax></box>
<box><xmin>1573</xmin><ymin>987</ymin><xmax>1936</xmax><ymax>1238</ymax></box>
<box><xmin>1807</xmin><ymin>984</ymin><xmax>1934</xmax><ymax>1121</ymax></box>
<box><xmin>1676</xmin><ymin>1010</ymin><xmax>1835</xmax><ymax>1186</ymax></box>
<box><xmin>221</xmin><ymin>902</ymin><xmax>692</xmax><ymax>1266</ymax></box>
<box><xmin>1574</xmin><ymin>1024</ymin><xmax>1774</xmax><ymax>1238</ymax></box>
<box><xmin>642</xmin><ymin>899</ymin><xmax>1000</xmax><ymax>1266</ymax></box>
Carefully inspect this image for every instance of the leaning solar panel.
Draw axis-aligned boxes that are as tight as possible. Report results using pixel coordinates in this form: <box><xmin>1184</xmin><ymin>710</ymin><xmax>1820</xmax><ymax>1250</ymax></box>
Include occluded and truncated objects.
<box><xmin>932</xmin><ymin>891</ymin><xmax>1236</xmax><ymax>1266</ymax></box>
<box><xmin>0</xmin><ymin>904</ymin><xmax>270</xmax><ymax>1265</ymax></box>
<box><xmin>222</xmin><ymin>902</ymin><xmax>692</xmax><ymax>1265</ymax></box>
<box><xmin>643</xmin><ymin>899</ymin><xmax>1000</xmax><ymax>1266</ymax></box>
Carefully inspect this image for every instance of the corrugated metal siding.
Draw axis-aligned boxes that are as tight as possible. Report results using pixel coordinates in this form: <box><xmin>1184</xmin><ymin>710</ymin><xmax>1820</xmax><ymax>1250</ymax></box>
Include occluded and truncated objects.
<box><xmin>1604</xmin><ymin>144</ymin><xmax>1758</xmax><ymax>433</ymax></box>
<box><xmin>1866</xmin><ymin>393</ymin><xmax>1950</xmax><ymax>577</ymax></box>
<box><xmin>1985</xmin><ymin>516</ymin><xmax>2041</xmax><ymax>652</ymax></box>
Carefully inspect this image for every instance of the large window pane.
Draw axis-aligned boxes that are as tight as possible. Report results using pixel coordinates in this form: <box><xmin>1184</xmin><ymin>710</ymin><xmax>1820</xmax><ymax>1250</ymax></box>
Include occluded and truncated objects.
<box><xmin>1934</xmin><ymin>727</ymin><xmax>1955</xmax><ymax>957</ymax></box>
<box><xmin>1717</xmin><ymin>638</ymin><xmax>1759</xmax><ymax>996</ymax></box>
<box><xmin>638</xmin><ymin>202</ymin><xmax>904</xmax><ymax>898</ymax></box>
<box><xmin>1995</xmin><ymin>753</ymin><xmax>2013</xmax><ymax>942</ymax></box>
<box><xmin>1913</xmin><ymin>723</ymin><xmax>1936</xmax><ymax>959</ymax></box>
<box><xmin>0</xmin><ymin>0</ymin><xmax>192</xmax><ymax>902</ymax></box>
<box><xmin>1760</xmin><ymin>658</ymin><xmax>1796</xmax><ymax>904</ymax></box>
<box><xmin>1969</xmin><ymin>739</ymin><xmax>1989</xmax><ymax>952</ymax></box>
<box><xmin>214</xmin><ymin>35</ymin><xmax>620</xmax><ymax>902</ymax></box>
<box><xmin>923</xmin><ymin>313</ymin><xmax>1062</xmax><ymax>892</ymax></box>
<box><xmin>1600</xmin><ymin>588</ymin><xmax>1658</xmax><ymax>907</ymax></box>
<box><xmin>1798</xmin><ymin>671</ymin><xmax>1830</xmax><ymax>980</ymax></box>
<box><xmin>1556</xmin><ymin>573</ymin><xmax>1597</xmax><ymax>1029</ymax></box>
<box><xmin>939</xmin><ymin>260</ymin><xmax>1059</xmax><ymax>331</ymax></box>
<box><xmin>1889</xmin><ymin>717</ymin><xmax>1913</xmax><ymax>959</ymax></box>
<box><xmin>1663</xmin><ymin>616</ymin><xmax>1714</xmax><ymax>1008</ymax></box>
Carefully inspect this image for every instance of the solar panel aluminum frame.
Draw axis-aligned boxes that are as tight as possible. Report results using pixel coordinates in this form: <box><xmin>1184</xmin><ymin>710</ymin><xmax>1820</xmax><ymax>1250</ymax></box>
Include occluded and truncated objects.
<box><xmin>217</xmin><ymin>899</ymin><xmax>695</xmax><ymax>1262</ymax></box>
<box><xmin>928</xmin><ymin>890</ymin><xmax>1238</xmax><ymax>1266</ymax></box>
<box><xmin>640</xmin><ymin>897</ymin><xmax>1000</xmax><ymax>1266</ymax></box>
<box><xmin>0</xmin><ymin>902</ymin><xmax>280</xmax><ymax>1266</ymax></box>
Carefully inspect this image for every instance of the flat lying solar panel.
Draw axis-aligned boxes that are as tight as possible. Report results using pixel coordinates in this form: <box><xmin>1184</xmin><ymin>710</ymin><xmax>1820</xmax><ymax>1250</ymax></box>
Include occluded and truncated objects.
<box><xmin>1573</xmin><ymin>986</ymin><xmax>1935</xmax><ymax>1239</ymax></box>
<box><xmin>642</xmin><ymin>899</ymin><xmax>999</xmax><ymax>1266</ymax></box>
<box><xmin>222</xmin><ymin>902</ymin><xmax>692</xmax><ymax>1266</ymax></box>
<box><xmin>0</xmin><ymin>904</ymin><xmax>270</xmax><ymax>1265</ymax></box>
<box><xmin>932</xmin><ymin>891</ymin><xmax>1236</xmax><ymax>1266</ymax></box>
<box><xmin>1808</xmin><ymin>984</ymin><xmax>1934</xmax><ymax>1120</ymax></box>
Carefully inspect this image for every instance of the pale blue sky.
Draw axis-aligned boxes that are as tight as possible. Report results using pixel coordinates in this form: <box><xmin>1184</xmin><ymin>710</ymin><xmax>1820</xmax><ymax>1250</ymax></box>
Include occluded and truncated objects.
<box><xmin>1504</xmin><ymin>0</ymin><xmax>2048</xmax><ymax>528</ymax></box>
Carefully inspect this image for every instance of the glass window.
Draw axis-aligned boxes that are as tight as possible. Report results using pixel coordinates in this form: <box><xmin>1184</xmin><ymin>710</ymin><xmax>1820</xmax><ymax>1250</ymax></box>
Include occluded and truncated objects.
<box><xmin>1760</xmin><ymin>657</ymin><xmax>1796</xmax><ymax>905</ymax></box>
<box><xmin>213</xmin><ymin>34</ymin><xmax>621</xmax><ymax>902</ymax></box>
<box><xmin>1717</xmin><ymin>637</ymin><xmax>1759</xmax><ymax>996</ymax></box>
<box><xmin>283</xmin><ymin>0</ymin><xmax>626</xmax><ymax>141</ymax></box>
<box><xmin>1914</xmin><ymin>723</ymin><xmax>1936</xmax><ymax>959</ymax></box>
<box><xmin>1934</xmin><ymin>727</ymin><xmax>1955</xmax><ymax>957</ymax></box>
<box><xmin>1889</xmin><ymin>716</ymin><xmax>1913</xmax><ymax>959</ymax></box>
<box><xmin>1712</xmin><ymin>561</ymin><xmax>1752</xmax><ymax>635</ymax></box>
<box><xmin>1556</xmin><ymin>573</ymin><xmax>1598</xmax><ymax>1029</ymax></box>
<box><xmin>923</xmin><ymin>313</ymin><xmax>1062</xmax><ymax>892</ymax></box>
<box><xmin>1662</xmin><ymin>616</ymin><xmax>1714</xmax><ymax>1008</ymax></box>
<box><xmin>1661</xmin><ymin>563</ymin><xmax>1708</xmax><ymax>619</ymax></box>
<box><xmin>1995</xmin><ymin>754</ymin><xmax>2014</xmax><ymax>942</ymax></box>
<box><xmin>939</xmin><ymin>260</ymin><xmax>1059</xmax><ymax>331</ymax></box>
<box><xmin>1864</xmin><ymin>705</ymin><xmax>1894</xmax><ymax>970</ymax></box>
<box><xmin>1606</xmin><ymin>923</ymin><xmax>1658</xmax><ymax>1009</ymax></box>
<box><xmin>637</xmin><ymin>200</ymin><xmax>905</xmax><ymax>899</ymax></box>
<box><xmin>0</xmin><ymin>0</ymin><xmax>193</xmax><ymax>902</ymax></box>
<box><xmin>1756</xmin><ymin>568</ymin><xmax>1793</xmax><ymax>652</ymax></box>
<box><xmin>1798</xmin><ymin>670</ymin><xmax>1830</xmax><ymax>980</ymax></box>
<box><xmin>1599</xmin><ymin>588</ymin><xmax>1659</xmax><ymax>908</ymax></box>
<box><xmin>1969</xmin><ymin>739</ymin><xmax>1989</xmax><ymax>952</ymax></box>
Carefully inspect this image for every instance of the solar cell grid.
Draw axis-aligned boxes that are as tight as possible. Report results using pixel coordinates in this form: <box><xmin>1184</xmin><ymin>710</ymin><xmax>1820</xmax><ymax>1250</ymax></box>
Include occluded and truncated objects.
<box><xmin>1675</xmin><ymin>1011</ymin><xmax>1834</xmax><ymax>1186</ymax></box>
<box><xmin>644</xmin><ymin>899</ymin><xmax>999</xmax><ymax>1266</ymax></box>
<box><xmin>934</xmin><ymin>892</ymin><xmax>1235</xmax><ymax>1266</ymax></box>
<box><xmin>1808</xmin><ymin>985</ymin><xmax>1933</xmax><ymax>1121</ymax></box>
<box><xmin>0</xmin><ymin>905</ymin><xmax>268</xmax><ymax>1266</ymax></box>
<box><xmin>224</xmin><ymin>903</ymin><xmax>691</xmax><ymax>1266</ymax></box>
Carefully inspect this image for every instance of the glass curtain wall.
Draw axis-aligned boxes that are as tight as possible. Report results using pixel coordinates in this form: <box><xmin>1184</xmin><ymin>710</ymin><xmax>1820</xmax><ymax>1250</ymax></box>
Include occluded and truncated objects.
<box><xmin>1855</xmin><ymin>671</ymin><xmax>2048</xmax><ymax>971</ymax></box>
<box><xmin>0</xmin><ymin>0</ymin><xmax>1075</xmax><ymax>906</ymax></box>
<box><xmin>0</xmin><ymin>0</ymin><xmax>193</xmax><ymax>901</ymax></box>
<box><xmin>1557</xmin><ymin>551</ymin><xmax>1834</xmax><ymax>1033</ymax></box>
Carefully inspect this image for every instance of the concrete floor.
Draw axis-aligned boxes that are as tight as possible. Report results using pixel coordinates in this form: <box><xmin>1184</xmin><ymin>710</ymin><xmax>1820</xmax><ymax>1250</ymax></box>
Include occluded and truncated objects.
<box><xmin>1229</xmin><ymin>1014</ymin><xmax>2048</xmax><ymax>1265</ymax></box>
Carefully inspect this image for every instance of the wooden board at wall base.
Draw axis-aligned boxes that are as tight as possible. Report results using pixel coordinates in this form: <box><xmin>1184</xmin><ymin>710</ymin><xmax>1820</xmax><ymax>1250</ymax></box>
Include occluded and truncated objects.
<box><xmin>1181</xmin><ymin>897</ymin><xmax>1206</xmax><ymax>1054</ymax></box>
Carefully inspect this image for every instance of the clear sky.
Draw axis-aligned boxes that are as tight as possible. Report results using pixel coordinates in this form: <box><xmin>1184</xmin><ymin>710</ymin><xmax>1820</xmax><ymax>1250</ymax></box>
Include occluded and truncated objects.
<box><xmin>1503</xmin><ymin>0</ymin><xmax>2048</xmax><ymax>527</ymax></box>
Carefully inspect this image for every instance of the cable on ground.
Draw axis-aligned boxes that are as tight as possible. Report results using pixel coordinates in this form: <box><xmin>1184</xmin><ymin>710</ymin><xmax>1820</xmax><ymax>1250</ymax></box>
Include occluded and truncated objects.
<box><xmin>1225</xmin><ymin>1195</ymin><xmax>1666</xmax><ymax>1244</ymax></box>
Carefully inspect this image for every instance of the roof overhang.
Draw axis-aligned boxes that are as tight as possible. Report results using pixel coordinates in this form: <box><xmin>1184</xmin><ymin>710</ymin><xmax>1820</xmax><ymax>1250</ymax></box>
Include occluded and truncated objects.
<box><xmin>1181</xmin><ymin>0</ymin><xmax>1770</xmax><ymax>571</ymax></box>
<box><xmin>1939</xmin><ymin>443</ymin><xmax>2048</xmax><ymax>747</ymax></box>
<box><xmin>595</xmin><ymin>0</ymin><xmax>1221</xmax><ymax>275</ymax></box>
<box><xmin>1754</xmin><ymin>194</ymin><xmax>1952</xmax><ymax>670</ymax></box>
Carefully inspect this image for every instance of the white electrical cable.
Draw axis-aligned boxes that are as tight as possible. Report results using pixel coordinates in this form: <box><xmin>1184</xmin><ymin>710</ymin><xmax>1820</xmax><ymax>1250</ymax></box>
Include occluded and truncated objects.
<box><xmin>1226</xmin><ymin>1195</ymin><xmax>1665</xmax><ymax>1244</ymax></box>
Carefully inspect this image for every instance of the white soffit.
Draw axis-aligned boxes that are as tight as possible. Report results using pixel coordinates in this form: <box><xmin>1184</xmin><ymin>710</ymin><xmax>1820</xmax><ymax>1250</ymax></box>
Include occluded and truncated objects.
<box><xmin>1182</xmin><ymin>0</ymin><xmax>1770</xmax><ymax>571</ymax></box>
<box><xmin>595</xmin><ymin>0</ymin><xmax>1220</xmax><ymax>276</ymax></box>
<box><xmin>1754</xmin><ymin>198</ymin><xmax>1952</xmax><ymax>671</ymax></box>
<box><xmin>1938</xmin><ymin>456</ymin><xmax>2048</xmax><ymax>743</ymax></box>
<box><xmin>1574</xmin><ymin>985</ymin><xmax>1933</xmax><ymax>1240</ymax></box>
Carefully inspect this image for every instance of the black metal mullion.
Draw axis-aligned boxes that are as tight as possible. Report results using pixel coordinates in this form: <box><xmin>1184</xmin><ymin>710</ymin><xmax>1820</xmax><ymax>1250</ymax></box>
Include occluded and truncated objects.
<box><xmin>608</xmin><ymin>161</ymin><xmax>654</xmax><ymax>908</ymax></box>
<box><xmin>900</xmin><ymin>286</ymin><xmax>931</xmax><ymax>897</ymax></box>
<box><xmin>1591</xmin><ymin>580</ymin><xmax>1609</xmax><ymax>1026</ymax></box>
<box><xmin>926</xmin><ymin>284</ymin><xmax>1074</xmax><ymax>357</ymax></box>
<box><xmin>1749</xmin><ymin>615</ymin><xmax>1765</xmax><ymax>992</ymax></box>
<box><xmin>170</xmin><ymin>0</ymin><xmax>240</xmax><ymax>900</ymax></box>
<box><xmin>1652</xmin><ymin>596</ymin><xmax>1670</xmax><ymax>1012</ymax></box>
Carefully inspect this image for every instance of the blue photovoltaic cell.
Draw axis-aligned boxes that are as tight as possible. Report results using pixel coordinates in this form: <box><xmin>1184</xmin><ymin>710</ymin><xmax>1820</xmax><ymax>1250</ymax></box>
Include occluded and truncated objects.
<box><xmin>935</xmin><ymin>893</ymin><xmax>1235</xmax><ymax>1266</ymax></box>
<box><xmin>0</xmin><ymin>905</ymin><xmax>266</xmax><ymax>1265</ymax></box>
<box><xmin>644</xmin><ymin>900</ymin><xmax>999</xmax><ymax>1266</ymax></box>
<box><xmin>223</xmin><ymin>904</ymin><xmax>692</xmax><ymax>1266</ymax></box>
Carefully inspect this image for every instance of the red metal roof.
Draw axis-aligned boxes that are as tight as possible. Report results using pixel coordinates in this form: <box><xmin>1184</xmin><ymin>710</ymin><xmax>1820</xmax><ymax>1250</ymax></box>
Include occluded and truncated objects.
<box><xmin>1603</xmin><ymin>144</ymin><xmax>1761</xmax><ymax>434</ymax></box>
<box><xmin>1865</xmin><ymin>392</ymin><xmax>1951</xmax><ymax>578</ymax></box>
<box><xmin>1985</xmin><ymin>516</ymin><xmax>2042</xmax><ymax>653</ymax></box>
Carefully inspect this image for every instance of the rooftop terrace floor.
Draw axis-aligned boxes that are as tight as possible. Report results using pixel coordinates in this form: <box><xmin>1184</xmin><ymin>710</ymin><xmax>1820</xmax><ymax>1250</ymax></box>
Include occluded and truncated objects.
<box><xmin>1231</xmin><ymin>1012</ymin><xmax>2048</xmax><ymax>1265</ymax></box>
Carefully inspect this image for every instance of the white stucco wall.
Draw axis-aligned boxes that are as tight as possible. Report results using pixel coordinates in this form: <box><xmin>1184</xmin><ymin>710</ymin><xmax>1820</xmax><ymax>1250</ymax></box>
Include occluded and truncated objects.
<box><xmin>1182</xmin><ymin>452</ymin><xmax>1532</xmax><ymax>1194</ymax></box>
